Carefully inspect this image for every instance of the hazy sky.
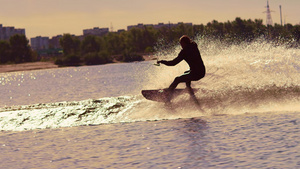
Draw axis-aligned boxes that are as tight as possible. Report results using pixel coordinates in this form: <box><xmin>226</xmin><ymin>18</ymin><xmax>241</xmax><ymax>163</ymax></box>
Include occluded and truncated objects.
<box><xmin>0</xmin><ymin>0</ymin><xmax>299</xmax><ymax>39</ymax></box>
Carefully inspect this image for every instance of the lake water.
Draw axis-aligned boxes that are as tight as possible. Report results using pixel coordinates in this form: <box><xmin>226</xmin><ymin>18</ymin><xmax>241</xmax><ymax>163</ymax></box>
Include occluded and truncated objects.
<box><xmin>0</xmin><ymin>38</ymin><xmax>299</xmax><ymax>168</ymax></box>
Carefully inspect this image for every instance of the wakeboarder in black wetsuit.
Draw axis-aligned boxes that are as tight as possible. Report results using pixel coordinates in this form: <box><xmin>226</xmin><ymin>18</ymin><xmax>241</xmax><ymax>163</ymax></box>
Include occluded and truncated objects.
<box><xmin>157</xmin><ymin>35</ymin><xmax>206</xmax><ymax>102</ymax></box>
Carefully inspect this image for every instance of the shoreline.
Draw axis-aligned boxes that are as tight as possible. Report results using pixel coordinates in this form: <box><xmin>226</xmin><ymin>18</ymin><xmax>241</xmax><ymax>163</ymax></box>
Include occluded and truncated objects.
<box><xmin>0</xmin><ymin>62</ymin><xmax>59</xmax><ymax>73</ymax></box>
<box><xmin>0</xmin><ymin>55</ymin><xmax>157</xmax><ymax>74</ymax></box>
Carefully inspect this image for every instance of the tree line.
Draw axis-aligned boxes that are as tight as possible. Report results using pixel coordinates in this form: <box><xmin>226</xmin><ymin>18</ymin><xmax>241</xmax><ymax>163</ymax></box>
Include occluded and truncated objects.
<box><xmin>1</xmin><ymin>17</ymin><xmax>299</xmax><ymax>66</ymax></box>
<box><xmin>55</xmin><ymin>26</ymin><xmax>157</xmax><ymax>66</ymax></box>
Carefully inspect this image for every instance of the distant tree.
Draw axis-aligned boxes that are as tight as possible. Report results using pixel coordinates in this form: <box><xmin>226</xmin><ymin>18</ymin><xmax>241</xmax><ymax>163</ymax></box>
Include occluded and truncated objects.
<box><xmin>59</xmin><ymin>34</ymin><xmax>80</xmax><ymax>56</ymax></box>
<box><xmin>173</xmin><ymin>23</ymin><xmax>194</xmax><ymax>39</ymax></box>
<box><xmin>292</xmin><ymin>25</ymin><xmax>300</xmax><ymax>42</ymax></box>
<box><xmin>0</xmin><ymin>40</ymin><xmax>11</xmax><ymax>63</ymax></box>
<box><xmin>206</xmin><ymin>20</ymin><xmax>225</xmax><ymax>38</ymax></box>
<box><xmin>55</xmin><ymin>54</ymin><xmax>81</xmax><ymax>66</ymax></box>
<box><xmin>122</xmin><ymin>51</ymin><xmax>144</xmax><ymax>62</ymax></box>
<box><xmin>142</xmin><ymin>26</ymin><xmax>158</xmax><ymax>52</ymax></box>
<box><xmin>253</xmin><ymin>19</ymin><xmax>266</xmax><ymax>37</ymax></box>
<box><xmin>126</xmin><ymin>28</ymin><xmax>144</xmax><ymax>52</ymax></box>
<box><xmin>193</xmin><ymin>24</ymin><xmax>205</xmax><ymax>35</ymax></box>
<box><xmin>104</xmin><ymin>32</ymin><xmax>125</xmax><ymax>55</ymax></box>
<box><xmin>83</xmin><ymin>51</ymin><xmax>112</xmax><ymax>65</ymax></box>
<box><xmin>9</xmin><ymin>34</ymin><xmax>32</xmax><ymax>63</ymax></box>
<box><xmin>81</xmin><ymin>35</ymin><xmax>100</xmax><ymax>55</ymax></box>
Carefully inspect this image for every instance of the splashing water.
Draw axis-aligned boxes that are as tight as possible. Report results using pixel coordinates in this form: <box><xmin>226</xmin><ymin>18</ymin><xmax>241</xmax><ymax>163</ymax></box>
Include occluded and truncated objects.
<box><xmin>144</xmin><ymin>36</ymin><xmax>300</xmax><ymax>114</ymax></box>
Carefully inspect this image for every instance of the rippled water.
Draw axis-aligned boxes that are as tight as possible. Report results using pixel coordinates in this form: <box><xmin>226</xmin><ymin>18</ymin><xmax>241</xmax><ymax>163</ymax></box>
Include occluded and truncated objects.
<box><xmin>0</xmin><ymin>62</ymin><xmax>150</xmax><ymax>107</ymax></box>
<box><xmin>1</xmin><ymin>112</ymin><xmax>299</xmax><ymax>168</ymax></box>
<box><xmin>0</xmin><ymin>38</ymin><xmax>300</xmax><ymax>168</ymax></box>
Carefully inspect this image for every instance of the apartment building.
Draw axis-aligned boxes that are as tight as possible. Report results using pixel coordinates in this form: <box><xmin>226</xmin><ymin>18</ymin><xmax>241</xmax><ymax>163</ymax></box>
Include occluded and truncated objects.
<box><xmin>0</xmin><ymin>24</ymin><xmax>25</xmax><ymax>40</ymax></box>
<box><xmin>83</xmin><ymin>27</ymin><xmax>109</xmax><ymax>36</ymax></box>
<box><xmin>49</xmin><ymin>35</ymin><xmax>63</xmax><ymax>49</ymax></box>
<box><xmin>127</xmin><ymin>22</ymin><xmax>193</xmax><ymax>30</ymax></box>
<box><xmin>30</xmin><ymin>36</ymin><xmax>49</xmax><ymax>50</ymax></box>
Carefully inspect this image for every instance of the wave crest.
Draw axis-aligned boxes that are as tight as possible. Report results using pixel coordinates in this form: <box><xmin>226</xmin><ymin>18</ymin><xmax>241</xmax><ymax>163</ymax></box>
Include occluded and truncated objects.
<box><xmin>0</xmin><ymin>96</ymin><xmax>139</xmax><ymax>131</ymax></box>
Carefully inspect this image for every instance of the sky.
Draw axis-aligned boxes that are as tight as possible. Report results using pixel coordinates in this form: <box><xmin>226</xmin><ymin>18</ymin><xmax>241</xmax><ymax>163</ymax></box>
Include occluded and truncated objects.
<box><xmin>0</xmin><ymin>0</ymin><xmax>299</xmax><ymax>39</ymax></box>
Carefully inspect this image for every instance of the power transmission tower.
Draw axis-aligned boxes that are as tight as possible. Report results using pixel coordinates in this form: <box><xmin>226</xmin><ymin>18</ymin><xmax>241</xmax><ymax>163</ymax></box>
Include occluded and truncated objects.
<box><xmin>263</xmin><ymin>0</ymin><xmax>274</xmax><ymax>26</ymax></box>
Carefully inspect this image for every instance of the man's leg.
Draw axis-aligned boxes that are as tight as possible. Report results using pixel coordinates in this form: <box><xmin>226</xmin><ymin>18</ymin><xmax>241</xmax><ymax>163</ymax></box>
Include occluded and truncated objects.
<box><xmin>167</xmin><ymin>74</ymin><xmax>193</xmax><ymax>102</ymax></box>
<box><xmin>169</xmin><ymin>74</ymin><xmax>191</xmax><ymax>90</ymax></box>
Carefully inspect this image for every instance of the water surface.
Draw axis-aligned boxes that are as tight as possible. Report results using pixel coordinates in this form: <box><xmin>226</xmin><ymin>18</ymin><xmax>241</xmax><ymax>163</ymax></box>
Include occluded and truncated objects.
<box><xmin>0</xmin><ymin>38</ymin><xmax>299</xmax><ymax>168</ymax></box>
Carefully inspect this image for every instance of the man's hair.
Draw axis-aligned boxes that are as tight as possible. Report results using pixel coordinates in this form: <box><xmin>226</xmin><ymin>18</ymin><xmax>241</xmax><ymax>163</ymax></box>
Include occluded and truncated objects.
<box><xmin>179</xmin><ymin>35</ymin><xmax>192</xmax><ymax>44</ymax></box>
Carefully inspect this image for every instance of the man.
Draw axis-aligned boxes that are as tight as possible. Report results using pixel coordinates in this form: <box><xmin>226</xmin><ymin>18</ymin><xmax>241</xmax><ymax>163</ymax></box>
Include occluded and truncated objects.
<box><xmin>157</xmin><ymin>35</ymin><xmax>206</xmax><ymax>102</ymax></box>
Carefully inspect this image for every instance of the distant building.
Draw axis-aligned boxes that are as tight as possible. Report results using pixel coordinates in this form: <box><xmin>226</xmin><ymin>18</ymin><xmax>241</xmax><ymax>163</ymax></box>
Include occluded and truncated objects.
<box><xmin>0</xmin><ymin>24</ymin><xmax>25</xmax><ymax>40</ymax></box>
<box><xmin>30</xmin><ymin>36</ymin><xmax>49</xmax><ymax>50</ymax></box>
<box><xmin>117</xmin><ymin>29</ymin><xmax>126</xmax><ymax>33</ymax></box>
<box><xmin>31</xmin><ymin>35</ymin><xmax>63</xmax><ymax>58</ymax></box>
<box><xmin>49</xmin><ymin>35</ymin><xmax>63</xmax><ymax>49</ymax></box>
<box><xmin>127</xmin><ymin>22</ymin><xmax>193</xmax><ymax>30</ymax></box>
<box><xmin>127</xmin><ymin>23</ymin><xmax>144</xmax><ymax>30</ymax></box>
<box><xmin>83</xmin><ymin>27</ymin><xmax>109</xmax><ymax>36</ymax></box>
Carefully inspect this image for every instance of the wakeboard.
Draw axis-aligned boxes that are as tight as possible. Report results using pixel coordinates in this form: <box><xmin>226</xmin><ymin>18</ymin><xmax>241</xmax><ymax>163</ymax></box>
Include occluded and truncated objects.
<box><xmin>141</xmin><ymin>88</ymin><xmax>199</xmax><ymax>102</ymax></box>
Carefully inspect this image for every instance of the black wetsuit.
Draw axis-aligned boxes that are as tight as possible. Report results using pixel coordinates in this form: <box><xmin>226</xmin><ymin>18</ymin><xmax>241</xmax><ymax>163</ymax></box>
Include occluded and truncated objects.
<box><xmin>160</xmin><ymin>42</ymin><xmax>205</xmax><ymax>90</ymax></box>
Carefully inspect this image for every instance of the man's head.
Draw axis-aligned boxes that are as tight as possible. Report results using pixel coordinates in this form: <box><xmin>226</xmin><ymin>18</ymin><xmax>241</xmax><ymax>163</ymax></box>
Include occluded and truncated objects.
<box><xmin>179</xmin><ymin>35</ymin><xmax>191</xmax><ymax>48</ymax></box>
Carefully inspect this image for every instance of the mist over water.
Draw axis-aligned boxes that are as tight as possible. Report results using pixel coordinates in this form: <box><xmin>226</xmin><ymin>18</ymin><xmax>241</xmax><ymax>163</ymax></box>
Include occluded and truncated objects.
<box><xmin>0</xmin><ymin>36</ymin><xmax>299</xmax><ymax>131</ymax></box>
